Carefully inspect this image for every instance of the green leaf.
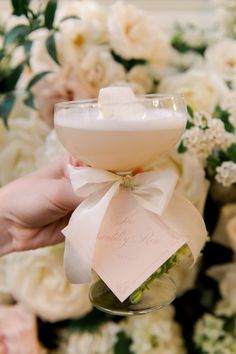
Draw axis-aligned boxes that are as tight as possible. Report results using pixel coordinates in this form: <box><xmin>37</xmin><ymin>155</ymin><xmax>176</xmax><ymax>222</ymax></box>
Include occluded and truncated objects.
<box><xmin>186</xmin><ymin>120</ymin><xmax>194</xmax><ymax>129</ymax></box>
<box><xmin>24</xmin><ymin>40</ymin><xmax>32</xmax><ymax>55</ymax></box>
<box><xmin>214</xmin><ymin>105</ymin><xmax>234</xmax><ymax>133</ymax></box>
<box><xmin>27</xmin><ymin>71</ymin><xmax>51</xmax><ymax>90</ymax></box>
<box><xmin>218</xmin><ymin>149</ymin><xmax>229</xmax><ymax>162</ymax></box>
<box><xmin>206</xmin><ymin>155</ymin><xmax>220</xmax><ymax>170</ymax></box>
<box><xmin>187</xmin><ymin>105</ymin><xmax>194</xmax><ymax>118</ymax></box>
<box><xmin>68</xmin><ymin>309</ymin><xmax>110</xmax><ymax>333</ymax></box>
<box><xmin>44</xmin><ymin>0</ymin><xmax>57</xmax><ymax>30</ymax></box>
<box><xmin>227</xmin><ymin>144</ymin><xmax>236</xmax><ymax>163</ymax></box>
<box><xmin>0</xmin><ymin>63</ymin><xmax>24</xmax><ymax>92</ymax></box>
<box><xmin>171</xmin><ymin>33</ymin><xmax>206</xmax><ymax>55</ymax></box>
<box><xmin>11</xmin><ymin>0</ymin><xmax>30</xmax><ymax>16</ymax></box>
<box><xmin>60</xmin><ymin>15</ymin><xmax>80</xmax><ymax>22</ymax></box>
<box><xmin>111</xmin><ymin>50</ymin><xmax>147</xmax><ymax>71</ymax></box>
<box><xmin>178</xmin><ymin>140</ymin><xmax>187</xmax><ymax>153</ymax></box>
<box><xmin>23</xmin><ymin>92</ymin><xmax>35</xmax><ymax>110</ymax></box>
<box><xmin>4</xmin><ymin>24</ymin><xmax>29</xmax><ymax>47</ymax></box>
<box><xmin>0</xmin><ymin>49</ymin><xmax>4</xmax><ymax>61</ymax></box>
<box><xmin>0</xmin><ymin>93</ymin><xmax>15</xmax><ymax>127</ymax></box>
<box><xmin>46</xmin><ymin>33</ymin><xmax>60</xmax><ymax>65</ymax></box>
<box><xmin>114</xmin><ymin>331</ymin><xmax>134</xmax><ymax>354</ymax></box>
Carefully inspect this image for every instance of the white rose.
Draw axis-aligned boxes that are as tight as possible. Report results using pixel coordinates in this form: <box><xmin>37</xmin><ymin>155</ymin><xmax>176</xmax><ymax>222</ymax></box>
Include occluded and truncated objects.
<box><xmin>152</xmin><ymin>152</ymin><xmax>209</xmax><ymax>214</ymax></box>
<box><xmin>56</xmin><ymin>1</ymin><xmax>108</xmax><ymax>45</ymax></box>
<box><xmin>205</xmin><ymin>38</ymin><xmax>236</xmax><ymax>80</ymax></box>
<box><xmin>79</xmin><ymin>46</ymin><xmax>126</xmax><ymax>93</ymax></box>
<box><xmin>53</xmin><ymin>1</ymin><xmax>108</xmax><ymax>69</ymax></box>
<box><xmin>226</xmin><ymin>213</ymin><xmax>236</xmax><ymax>252</ymax></box>
<box><xmin>212</xmin><ymin>203</ymin><xmax>236</xmax><ymax>249</ymax></box>
<box><xmin>0</xmin><ymin>115</ymin><xmax>49</xmax><ymax>185</ymax></box>
<box><xmin>108</xmin><ymin>1</ymin><xmax>171</xmax><ymax>66</ymax></box>
<box><xmin>127</xmin><ymin>65</ymin><xmax>153</xmax><ymax>94</ymax></box>
<box><xmin>208</xmin><ymin>263</ymin><xmax>236</xmax><ymax>311</ymax></box>
<box><xmin>5</xmin><ymin>245</ymin><xmax>92</xmax><ymax>322</ymax></box>
<box><xmin>172</xmin><ymin>153</ymin><xmax>209</xmax><ymax>214</ymax></box>
<box><xmin>158</xmin><ymin>70</ymin><xmax>229</xmax><ymax>112</ymax></box>
<box><xmin>66</xmin><ymin>322</ymin><xmax>120</xmax><ymax>354</ymax></box>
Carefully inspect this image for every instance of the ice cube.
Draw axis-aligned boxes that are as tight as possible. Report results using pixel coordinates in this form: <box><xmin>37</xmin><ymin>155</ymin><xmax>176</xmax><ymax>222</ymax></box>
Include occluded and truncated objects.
<box><xmin>98</xmin><ymin>86</ymin><xmax>146</xmax><ymax>120</ymax></box>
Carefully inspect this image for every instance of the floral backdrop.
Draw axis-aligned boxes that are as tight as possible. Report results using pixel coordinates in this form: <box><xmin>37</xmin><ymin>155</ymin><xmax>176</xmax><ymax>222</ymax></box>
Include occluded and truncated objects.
<box><xmin>0</xmin><ymin>0</ymin><xmax>236</xmax><ymax>353</ymax></box>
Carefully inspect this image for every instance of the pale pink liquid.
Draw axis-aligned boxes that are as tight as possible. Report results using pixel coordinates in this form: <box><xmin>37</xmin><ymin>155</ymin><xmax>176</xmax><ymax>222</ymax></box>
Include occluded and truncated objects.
<box><xmin>55</xmin><ymin>109</ymin><xmax>186</xmax><ymax>171</ymax></box>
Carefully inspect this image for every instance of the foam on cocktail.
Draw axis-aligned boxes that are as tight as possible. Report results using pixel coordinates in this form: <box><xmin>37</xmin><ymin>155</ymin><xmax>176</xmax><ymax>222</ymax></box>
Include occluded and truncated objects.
<box><xmin>55</xmin><ymin>87</ymin><xmax>187</xmax><ymax>171</ymax></box>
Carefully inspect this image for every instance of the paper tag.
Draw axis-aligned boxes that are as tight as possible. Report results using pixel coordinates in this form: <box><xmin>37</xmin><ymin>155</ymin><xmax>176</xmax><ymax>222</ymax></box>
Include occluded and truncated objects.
<box><xmin>92</xmin><ymin>189</ymin><xmax>186</xmax><ymax>302</ymax></box>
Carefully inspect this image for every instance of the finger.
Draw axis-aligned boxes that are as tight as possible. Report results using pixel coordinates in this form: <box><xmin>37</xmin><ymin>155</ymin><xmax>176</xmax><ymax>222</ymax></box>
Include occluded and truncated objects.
<box><xmin>11</xmin><ymin>215</ymin><xmax>71</xmax><ymax>252</ymax></box>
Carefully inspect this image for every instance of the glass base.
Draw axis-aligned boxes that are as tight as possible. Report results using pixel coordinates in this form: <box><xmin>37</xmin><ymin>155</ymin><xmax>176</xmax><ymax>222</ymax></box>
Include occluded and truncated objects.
<box><xmin>89</xmin><ymin>275</ymin><xmax>176</xmax><ymax>316</ymax></box>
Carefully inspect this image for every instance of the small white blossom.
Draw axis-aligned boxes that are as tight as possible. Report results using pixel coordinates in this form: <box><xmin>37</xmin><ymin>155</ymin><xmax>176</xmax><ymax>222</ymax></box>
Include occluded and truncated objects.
<box><xmin>194</xmin><ymin>312</ymin><xmax>236</xmax><ymax>354</ymax></box>
<box><xmin>220</xmin><ymin>131</ymin><xmax>236</xmax><ymax>150</ymax></box>
<box><xmin>192</xmin><ymin>111</ymin><xmax>212</xmax><ymax>129</ymax></box>
<box><xmin>216</xmin><ymin>161</ymin><xmax>236</xmax><ymax>187</ymax></box>
<box><xmin>183</xmin><ymin>127</ymin><xmax>215</xmax><ymax>159</ymax></box>
<box><xmin>207</xmin><ymin>118</ymin><xmax>226</xmax><ymax>146</ymax></box>
<box><xmin>66</xmin><ymin>322</ymin><xmax>120</xmax><ymax>354</ymax></box>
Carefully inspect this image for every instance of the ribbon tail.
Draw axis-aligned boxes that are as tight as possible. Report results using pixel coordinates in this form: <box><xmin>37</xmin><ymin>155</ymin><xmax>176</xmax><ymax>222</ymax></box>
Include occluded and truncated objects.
<box><xmin>63</xmin><ymin>182</ymin><xmax>120</xmax><ymax>283</ymax></box>
<box><xmin>162</xmin><ymin>191</ymin><xmax>208</xmax><ymax>264</ymax></box>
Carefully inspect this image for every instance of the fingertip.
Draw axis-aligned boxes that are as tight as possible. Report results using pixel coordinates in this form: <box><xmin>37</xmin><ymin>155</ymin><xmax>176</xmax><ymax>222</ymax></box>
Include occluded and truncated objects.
<box><xmin>69</xmin><ymin>155</ymin><xmax>83</xmax><ymax>167</ymax></box>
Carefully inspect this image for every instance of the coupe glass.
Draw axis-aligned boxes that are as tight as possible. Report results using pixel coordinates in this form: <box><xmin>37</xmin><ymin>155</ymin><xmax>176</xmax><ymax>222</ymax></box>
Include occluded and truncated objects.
<box><xmin>54</xmin><ymin>93</ymin><xmax>187</xmax><ymax>315</ymax></box>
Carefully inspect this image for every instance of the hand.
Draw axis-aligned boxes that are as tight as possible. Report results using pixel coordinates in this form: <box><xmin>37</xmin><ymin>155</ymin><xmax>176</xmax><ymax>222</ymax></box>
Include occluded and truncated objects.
<box><xmin>0</xmin><ymin>158</ymin><xmax>80</xmax><ymax>255</ymax></box>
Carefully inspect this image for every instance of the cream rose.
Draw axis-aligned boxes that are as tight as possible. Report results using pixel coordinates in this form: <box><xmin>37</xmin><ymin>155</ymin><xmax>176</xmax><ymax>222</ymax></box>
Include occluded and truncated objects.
<box><xmin>205</xmin><ymin>38</ymin><xmax>236</xmax><ymax>80</ymax></box>
<box><xmin>152</xmin><ymin>152</ymin><xmax>209</xmax><ymax>214</ymax></box>
<box><xmin>127</xmin><ymin>65</ymin><xmax>153</xmax><ymax>94</ymax></box>
<box><xmin>56</xmin><ymin>0</ymin><xmax>108</xmax><ymax>46</ymax></box>
<box><xmin>226</xmin><ymin>213</ymin><xmax>236</xmax><ymax>252</ymax></box>
<box><xmin>208</xmin><ymin>263</ymin><xmax>236</xmax><ymax>311</ymax></box>
<box><xmin>171</xmin><ymin>152</ymin><xmax>209</xmax><ymax>214</ymax></box>
<box><xmin>32</xmin><ymin>67</ymin><xmax>96</xmax><ymax>127</ymax></box>
<box><xmin>0</xmin><ymin>116</ymin><xmax>49</xmax><ymax>185</ymax></box>
<box><xmin>108</xmin><ymin>1</ymin><xmax>171</xmax><ymax>67</ymax></box>
<box><xmin>158</xmin><ymin>70</ymin><xmax>228</xmax><ymax>112</ymax></box>
<box><xmin>5</xmin><ymin>245</ymin><xmax>92</xmax><ymax>322</ymax></box>
<box><xmin>79</xmin><ymin>46</ymin><xmax>126</xmax><ymax>94</ymax></box>
<box><xmin>212</xmin><ymin>203</ymin><xmax>236</xmax><ymax>249</ymax></box>
<box><xmin>51</xmin><ymin>1</ymin><xmax>108</xmax><ymax>70</ymax></box>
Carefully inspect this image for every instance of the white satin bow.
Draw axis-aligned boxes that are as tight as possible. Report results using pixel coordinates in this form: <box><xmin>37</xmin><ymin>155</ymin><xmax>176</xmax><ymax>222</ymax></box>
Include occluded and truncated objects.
<box><xmin>62</xmin><ymin>165</ymin><xmax>179</xmax><ymax>283</ymax></box>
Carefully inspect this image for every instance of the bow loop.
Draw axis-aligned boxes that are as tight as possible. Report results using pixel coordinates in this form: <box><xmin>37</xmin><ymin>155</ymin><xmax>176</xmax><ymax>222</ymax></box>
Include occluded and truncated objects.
<box><xmin>132</xmin><ymin>170</ymin><xmax>178</xmax><ymax>215</ymax></box>
<box><xmin>67</xmin><ymin>165</ymin><xmax>120</xmax><ymax>199</ymax></box>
